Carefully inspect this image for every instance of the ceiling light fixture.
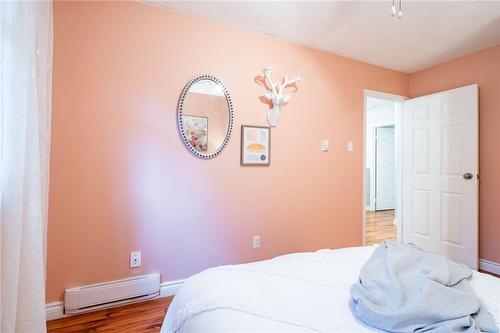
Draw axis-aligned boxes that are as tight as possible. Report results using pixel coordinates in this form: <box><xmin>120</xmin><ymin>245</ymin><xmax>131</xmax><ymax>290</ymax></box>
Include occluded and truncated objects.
<box><xmin>392</xmin><ymin>0</ymin><xmax>403</xmax><ymax>19</ymax></box>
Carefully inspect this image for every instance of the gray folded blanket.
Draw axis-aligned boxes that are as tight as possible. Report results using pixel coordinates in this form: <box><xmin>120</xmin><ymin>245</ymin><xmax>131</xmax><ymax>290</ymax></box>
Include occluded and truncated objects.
<box><xmin>350</xmin><ymin>241</ymin><xmax>498</xmax><ymax>333</ymax></box>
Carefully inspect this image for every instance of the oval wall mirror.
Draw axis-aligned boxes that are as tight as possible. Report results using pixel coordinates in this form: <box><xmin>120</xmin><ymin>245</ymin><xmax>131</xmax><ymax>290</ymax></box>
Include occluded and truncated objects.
<box><xmin>178</xmin><ymin>75</ymin><xmax>234</xmax><ymax>159</ymax></box>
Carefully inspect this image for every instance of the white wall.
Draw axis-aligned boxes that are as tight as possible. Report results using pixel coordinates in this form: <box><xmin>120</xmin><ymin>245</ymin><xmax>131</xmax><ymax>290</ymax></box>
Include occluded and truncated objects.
<box><xmin>365</xmin><ymin>98</ymin><xmax>396</xmax><ymax>211</ymax></box>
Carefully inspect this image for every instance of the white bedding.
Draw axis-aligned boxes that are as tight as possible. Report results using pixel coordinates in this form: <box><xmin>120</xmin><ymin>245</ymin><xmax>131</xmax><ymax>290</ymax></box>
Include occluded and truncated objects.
<box><xmin>162</xmin><ymin>246</ymin><xmax>500</xmax><ymax>333</ymax></box>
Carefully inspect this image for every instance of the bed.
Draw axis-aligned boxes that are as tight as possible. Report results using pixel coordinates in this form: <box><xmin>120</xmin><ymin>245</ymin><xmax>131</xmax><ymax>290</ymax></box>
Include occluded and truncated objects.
<box><xmin>161</xmin><ymin>245</ymin><xmax>500</xmax><ymax>333</ymax></box>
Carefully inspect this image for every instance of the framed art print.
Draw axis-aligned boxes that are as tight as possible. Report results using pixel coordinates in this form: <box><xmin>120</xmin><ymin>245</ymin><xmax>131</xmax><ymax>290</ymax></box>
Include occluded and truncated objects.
<box><xmin>241</xmin><ymin>125</ymin><xmax>271</xmax><ymax>165</ymax></box>
<box><xmin>182</xmin><ymin>115</ymin><xmax>208</xmax><ymax>152</ymax></box>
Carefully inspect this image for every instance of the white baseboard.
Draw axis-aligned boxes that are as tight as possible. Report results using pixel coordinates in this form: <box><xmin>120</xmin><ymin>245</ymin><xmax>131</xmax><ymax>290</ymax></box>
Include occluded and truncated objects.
<box><xmin>479</xmin><ymin>259</ymin><xmax>500</xmax><ymax>275</ymax></box>
<box><xmin>46</xmin><ymin>301</ymin><xmax>65</xmax><ymax>321</ymax></box>
<box><xmin>46</xmin><ymin>278</ymin><xmax>185</xmax><ymax>321</ymax></box>
<box><xmin>158</xmin><ymin>279</ymin><xmax>185</xmax><ymax>298</ymax></box>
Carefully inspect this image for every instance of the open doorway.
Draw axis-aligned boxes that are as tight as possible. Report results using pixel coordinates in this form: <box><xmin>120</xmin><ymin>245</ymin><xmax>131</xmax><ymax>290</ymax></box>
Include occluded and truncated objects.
<box><xmin>363</xmin><ymin>91</ymin><xmax>405</xmax><ymax>246</ymax></box>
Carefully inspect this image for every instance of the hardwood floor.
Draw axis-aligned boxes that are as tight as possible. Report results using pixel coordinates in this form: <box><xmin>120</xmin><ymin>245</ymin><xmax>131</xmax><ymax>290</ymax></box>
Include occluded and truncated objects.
<box><xmin>46</xmin><ymin>297</ymin><xmax>173</xmax><ymax>333</ymax></box>
<box><xmin>365</xmin><ymin>209</ymin><xmax>397</xmax><ymax>246</ymax></box>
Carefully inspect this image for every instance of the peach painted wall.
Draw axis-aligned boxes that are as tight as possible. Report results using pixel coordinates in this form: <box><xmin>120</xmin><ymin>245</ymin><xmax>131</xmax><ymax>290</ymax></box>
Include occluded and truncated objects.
<box><xmin>47</xmin><ymin>1</ymin><xmax>408</xmax><ymax>302</ymax></box>
<box><xmin>409</xmin><ymin>44</ymin><xmax>500</xmax><ymax>264</ymax></box>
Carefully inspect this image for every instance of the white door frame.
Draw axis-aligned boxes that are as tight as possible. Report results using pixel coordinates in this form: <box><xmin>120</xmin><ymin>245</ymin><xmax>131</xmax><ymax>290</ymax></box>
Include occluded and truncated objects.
<box><xmin>363</xmin><ymin>89</ymin><xmax>407</xmax><ymax>245</ymax></box>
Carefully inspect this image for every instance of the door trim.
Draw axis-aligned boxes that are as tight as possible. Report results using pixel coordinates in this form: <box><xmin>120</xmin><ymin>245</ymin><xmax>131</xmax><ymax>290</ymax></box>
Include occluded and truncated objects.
<box><xmin>363</xmin><ymin>90</ymin><xmax>407</xmax><ymax>245</ymax></box>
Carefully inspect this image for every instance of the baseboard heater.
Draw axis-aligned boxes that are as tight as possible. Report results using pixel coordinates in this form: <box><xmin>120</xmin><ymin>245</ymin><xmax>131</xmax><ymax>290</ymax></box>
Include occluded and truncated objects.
<box><xmin>64</xmin><ymin>273</ymin><xmax>160</xmax><ymax>314</ymax></box>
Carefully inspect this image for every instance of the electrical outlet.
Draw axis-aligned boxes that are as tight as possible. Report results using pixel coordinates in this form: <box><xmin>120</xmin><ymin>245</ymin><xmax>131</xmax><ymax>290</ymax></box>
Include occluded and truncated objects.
<box><xmin>130</xmin><ymin>251</ymin><xmax>141</xmax><ymax>268</ymax></box>
<box><xmin>252</xmin><ymin>235</ymin><xmax>261</xmax><ymax>249</ymax></box>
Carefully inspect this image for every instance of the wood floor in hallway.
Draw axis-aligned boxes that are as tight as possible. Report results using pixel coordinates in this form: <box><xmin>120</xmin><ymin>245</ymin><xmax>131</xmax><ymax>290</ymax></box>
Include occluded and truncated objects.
<box><xmin>365</xmin><ymin>209</ymin><xmax>397</xmax><ymax>246</ymax></box>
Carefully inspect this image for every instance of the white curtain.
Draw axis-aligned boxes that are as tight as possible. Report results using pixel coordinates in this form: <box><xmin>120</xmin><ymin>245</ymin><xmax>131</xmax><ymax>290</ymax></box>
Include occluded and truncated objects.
<box><xmin>1</xmin><ymin>1</ymin><xmax>53</xmax><ymax>332</ymax></box>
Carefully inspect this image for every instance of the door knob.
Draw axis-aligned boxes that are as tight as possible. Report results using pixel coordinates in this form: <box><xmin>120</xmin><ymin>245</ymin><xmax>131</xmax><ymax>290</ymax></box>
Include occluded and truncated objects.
<box><xmin>463</xmin><ymin>173</ymin><xmax>474</xmax><ymax>180</ymax></box>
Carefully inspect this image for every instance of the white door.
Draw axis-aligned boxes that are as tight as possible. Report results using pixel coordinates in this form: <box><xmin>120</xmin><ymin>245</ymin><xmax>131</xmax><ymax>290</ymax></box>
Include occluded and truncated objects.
<box><xmin>376</xmin><ymin>127</ymin><xmax>396</xmax><ymax>210</ymax></box>
<box><xmin>402</xmin><ymin>84</ymin><xmax>478</xmax><ymax>269</ymax></box>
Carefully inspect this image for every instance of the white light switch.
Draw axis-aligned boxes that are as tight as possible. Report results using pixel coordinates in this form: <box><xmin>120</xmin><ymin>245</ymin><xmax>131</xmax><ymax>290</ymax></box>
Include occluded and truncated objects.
<box><xmin>321</xmin><ymin>139</ymin><xmax>330</xmax><ymax>151</ymax></box>
<box><xmin>130</xmin><ymin>251</ymin><xmax>141</xmax><ymax>268</ymax></box>
<box><xmin>252</xmin><ymin>235</ymin><xmax>261</xmax><ymax>249</ymax></box>
<box><xmin>347</xmin><ymin>141</ymin><xmax>354</xmax><ymax>152</ymax></box>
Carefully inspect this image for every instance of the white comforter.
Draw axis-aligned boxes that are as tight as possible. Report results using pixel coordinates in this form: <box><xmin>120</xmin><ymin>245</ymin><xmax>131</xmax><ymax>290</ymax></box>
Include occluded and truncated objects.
<box><xmin>162</xmin><ymin>246</ymin><xmax>500</xmax><ymax>333</ymax></box>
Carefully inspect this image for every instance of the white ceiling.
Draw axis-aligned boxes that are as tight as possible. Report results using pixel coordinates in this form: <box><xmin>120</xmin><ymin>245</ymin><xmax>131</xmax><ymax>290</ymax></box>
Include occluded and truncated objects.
<box><xmin>143</xmin><ymin>1</ymin><xmax>500</xmax><ymax>73</ymax></box>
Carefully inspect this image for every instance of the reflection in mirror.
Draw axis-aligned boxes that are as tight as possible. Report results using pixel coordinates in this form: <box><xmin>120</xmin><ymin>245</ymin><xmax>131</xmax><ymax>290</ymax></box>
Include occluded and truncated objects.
<box><xmin>178</xmin><ymin>75</ymin><xmax>233</xmax><ymax>159</ymax></box>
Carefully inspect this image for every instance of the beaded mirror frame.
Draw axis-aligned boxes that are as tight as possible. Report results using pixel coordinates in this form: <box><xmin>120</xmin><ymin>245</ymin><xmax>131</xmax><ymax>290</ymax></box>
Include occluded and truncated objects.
<box><xmin>177</xmin><ymin>74</ymin><xmax>234</xmax><ymax>159</ymax></box>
